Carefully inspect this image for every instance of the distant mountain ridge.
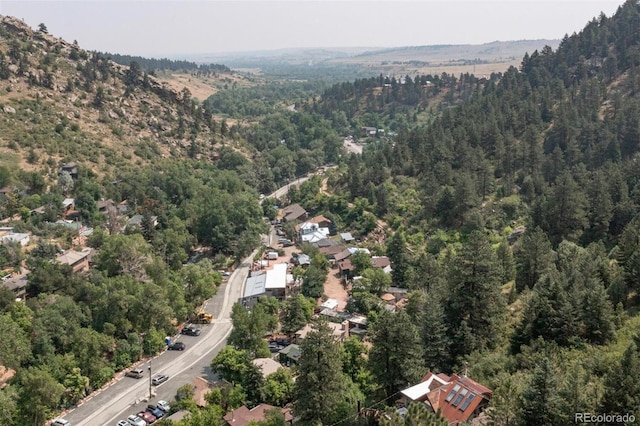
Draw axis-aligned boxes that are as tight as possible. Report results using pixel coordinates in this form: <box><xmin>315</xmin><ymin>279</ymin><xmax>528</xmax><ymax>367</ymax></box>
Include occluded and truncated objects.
<box><xmin>182</xmin><ymin>40</ymin><xmax>559</xmax><ymax>65</ymax></box>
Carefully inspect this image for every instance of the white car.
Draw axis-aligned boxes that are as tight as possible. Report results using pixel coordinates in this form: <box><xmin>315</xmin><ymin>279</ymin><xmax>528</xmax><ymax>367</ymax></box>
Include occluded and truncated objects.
<box><xmin>156</xmin><ymin>400</ymin><xmax>171</xmax><ymax>412</ymax></box>
<box><xmin>127</xmin><ymin>415</ymin><xmax>145</xmax><ymax>426</ymax></box>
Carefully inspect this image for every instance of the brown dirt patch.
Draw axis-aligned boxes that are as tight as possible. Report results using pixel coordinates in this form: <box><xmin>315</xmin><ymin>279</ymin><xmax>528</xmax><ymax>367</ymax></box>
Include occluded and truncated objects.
<box><xmin>323</xmin><ymin>268</ymin><xmax>349</xmax><ymax>311</ymax></box>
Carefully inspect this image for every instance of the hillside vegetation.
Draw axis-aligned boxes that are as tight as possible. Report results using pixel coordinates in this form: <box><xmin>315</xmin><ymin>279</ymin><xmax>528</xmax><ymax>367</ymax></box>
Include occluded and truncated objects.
<box><xmin>0</xmin><ymin>16</ymin><xmax>242</xmax><ymax>180</ymax></box>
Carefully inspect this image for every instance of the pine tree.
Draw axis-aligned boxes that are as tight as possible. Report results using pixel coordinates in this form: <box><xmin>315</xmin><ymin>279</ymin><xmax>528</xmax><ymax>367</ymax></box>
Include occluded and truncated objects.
<box><xmin>294</xmin><ymin>321</ymin><xmax>355</xmax><ymax>425</ymax></box>
<box><xmin>520</xmin><ymin>357</ymin><xmax>562</xmax><ymax>426</ymax></box>
<box><xmin>445</xmin><ymin>231</ymin><xmax>505</xmax><ymax>358</ymax></box>
<box><xmin>515</xmin><ymin>227</ymin><xmax>555</xmax><ymax>292</ymax></box>
<box><xmin>369</xmin><ymin>310</ymin><xmax>425</xmax><ymax>397</ymax></box>
<box><xmin>387</xmin><ymin>229</ymin><xmax>409</xmax><ymax>286</ymax></box>
<box><xmin>600</xmin><ymin>338</ymin><xmax>640</xmax><ymax>417</ymax></box>
<box><xmin>581</xmin><ymin>275</ymin><xmax>615</xmax><ymax>345</ymax></box>
<box><xmin>422</xmin><ymin>292</ymin><xmax>450</xmax><ymax>372</ymax></box>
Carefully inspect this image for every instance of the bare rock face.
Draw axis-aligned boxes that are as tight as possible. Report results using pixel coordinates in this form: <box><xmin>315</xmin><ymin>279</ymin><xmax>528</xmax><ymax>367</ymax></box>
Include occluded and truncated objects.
<box><xmin>3</xmin><ymin>106</ymin><xmax>16</xmax><ymax>114</ymax></box>
<box><xmin>108</xmin><ymin>110</ymin><xmax>119</xmax><ymax>119</ymax></box>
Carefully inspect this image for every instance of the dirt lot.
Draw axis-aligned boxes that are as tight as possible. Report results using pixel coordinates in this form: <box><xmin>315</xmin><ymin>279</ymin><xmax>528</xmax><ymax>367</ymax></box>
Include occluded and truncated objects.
<box><xmin>323</xmin><ymin>268</ymin><xmax>349</xmax><ymax>311</ymax></box>
<box><xmin>264</xmin><ymin>240</ymin><xmax>349</xmax><ymax>311</ymax></box>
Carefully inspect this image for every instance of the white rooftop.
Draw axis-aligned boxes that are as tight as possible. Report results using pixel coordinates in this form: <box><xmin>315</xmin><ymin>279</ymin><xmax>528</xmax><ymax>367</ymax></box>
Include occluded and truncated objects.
<box><xmin>401</xmin><ymin>374</ymin><xmax>450</xmax><ymax>401</ymax></box>
<box><xmin>321</xmin><ymin>298</ymin><xmax>339</xmax><ymax>310</ymax></box>
<box><xmin>265</xmin><ymin>263</ymin><xmax>288</xmax><ymax>290</ymax></box>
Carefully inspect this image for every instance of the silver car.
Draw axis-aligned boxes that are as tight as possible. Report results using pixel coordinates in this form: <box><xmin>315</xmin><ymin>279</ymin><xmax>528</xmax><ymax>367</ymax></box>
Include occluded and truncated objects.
<box><xmin>127</xmin><ymin>415</ymin><xmax>145</xmax><ymax>426</ymax></box>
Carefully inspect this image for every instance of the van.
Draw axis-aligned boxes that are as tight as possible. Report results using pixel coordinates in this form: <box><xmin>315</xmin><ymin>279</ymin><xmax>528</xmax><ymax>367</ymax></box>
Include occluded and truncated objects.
<box><xmin>125</xmin><ymin>368</ymin><xmax>145</xmax><ymax>379</ymax></box>
<box><xmin>51</xmin><ymin>420</ymin><xmax>70</xmax><ymax>426</ymax></box>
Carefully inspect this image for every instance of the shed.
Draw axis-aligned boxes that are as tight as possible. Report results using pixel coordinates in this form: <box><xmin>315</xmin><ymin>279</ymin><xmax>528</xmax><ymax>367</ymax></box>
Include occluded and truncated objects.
<box><xmin>321</xmin><ymin>298</ymin><xmax>339</xmax><ymax>310</ymax></box>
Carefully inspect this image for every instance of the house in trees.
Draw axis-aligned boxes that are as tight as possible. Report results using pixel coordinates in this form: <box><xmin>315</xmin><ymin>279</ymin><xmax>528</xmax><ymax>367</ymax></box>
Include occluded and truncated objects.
<box><xmin>340</xmin><ymin>232</ymin><xmax>355</xmax><ymax>243</ymax></box>
<box><xmin>128</xmin><ymin>214</ymin><xmax>158</xmax><ymax>228</ymax></box>
<box><xmin>278</xmin><ymin>344</ymin><xmax>302</xmax><ymax>365</ymax></box>
<box><xmin>0</xmin><ymin>228</ymin><xmax>30</xmax><ymax>247</ymax></box>
<box><xmin>281</xmin><ymin>203</ymin><xmax>307</xmax><ymax>222</ymax></box>
<box><xmin>298</xmin><ymin>222</ymin><xmax>330</xmax><ymax>244</ymax></box>
<box><xmin>223</xmin><ymin>404</ymin><xmax>293</xmax><ymax>426</ymax></box>
<box><xmin>55</xmin><ymin>248</ymin><xmax>92</xmax><ymax>273</ymax></box>
<box><xmin>1</xmin><ymin>272</ymin><xmax>28</xmax><ymax>299</ymax></box>
<box><xmin>371</xmin><ymin>256</ymin><xmax>392</xmax><ymax>274</ymax></box>
<box><xmin>97</xmin><ymin>198</ymin><xmax>115</xmax><ymax>214</ymax></box>
<box><xmin>58</xmin><ymin>162</ymin><xmax>79</xmax><ymax>179</ymax></box>
<box><xmin>400</xmin><ymin>372</ymin><xmax>492</xmax><ymax>425</ymax></box>
<box><xmin>294</xmin><ymin>320</ymin><xmax>349</xmax><ymax>344</ymax></box>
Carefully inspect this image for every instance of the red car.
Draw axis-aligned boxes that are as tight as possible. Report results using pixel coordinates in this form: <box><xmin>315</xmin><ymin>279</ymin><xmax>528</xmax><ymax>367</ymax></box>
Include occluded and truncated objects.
<box><xmin>137</xmin><ymin>411</ymin><xmax>156</xmax><ymax>425</ymax></box>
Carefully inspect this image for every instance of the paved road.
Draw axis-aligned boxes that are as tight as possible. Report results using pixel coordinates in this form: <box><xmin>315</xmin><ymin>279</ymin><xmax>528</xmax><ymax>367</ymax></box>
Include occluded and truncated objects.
<box><xmin>61</xmin><ymin>252</ymin><xmax>255</xmax><ymax>426</ymax></box>
<box><xmin>62</xmin><ymin>172</ymin><xmax>324</xmax><ymax>425</ymax></box>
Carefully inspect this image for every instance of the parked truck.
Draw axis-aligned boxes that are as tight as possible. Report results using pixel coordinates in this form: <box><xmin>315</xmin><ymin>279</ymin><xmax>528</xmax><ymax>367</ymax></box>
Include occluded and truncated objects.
<box><xmin>189</xmin><ymin>310</ymin><xmax>213</xmax><ymax>324</ymax></box>
<box><xmin>266</xmin><ymin>251</ymin><xmax>278</xmax><ymax>260</ymax></box>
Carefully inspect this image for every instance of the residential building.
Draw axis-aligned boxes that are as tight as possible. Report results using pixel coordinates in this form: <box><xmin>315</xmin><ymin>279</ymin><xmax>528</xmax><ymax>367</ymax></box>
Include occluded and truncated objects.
<box><xmin>56</xmin><ymin>248</ymin><xmax>92</xmax><ymax>273</ymax></box>
<box><xmin>340</xmin><ymin>232</ymin><xmax>355</xmax><ymax>243</ymax></box>
<box><xmin>279</xmin><ymin>344</ymin><xmax>302</xmax><ymax>365</ymax></box>
<box><xmin>298</xmin><ymin>222</ymin><xmax>330</xmax><ymax>244</ymax></box>
<box><xmin>58</xmin><ymin>162</ymin><xmax>78</xmax><ymax>179</ymax></box>
<box><xmin>306</xmin><ymin>215</ymin><xmax>332</xmax><ymax>230</ymax></box>
<box><xmin>241</xmin><ymin>272</ymin><xmax>267</xmax><ymax>307</ymax></box>
<box><xmin>281</xmin><ymin>203</ymin><xmax>307</xmax><ymax>222</ymax></box>
<box><xmin>1</xmin><ymin>273</ymin><xmax>28</xmax><ymax>299</ymax></box>
<box><xmin>294</xmin><ymin>320</ymin><xmax>348</xmax><ymax>344</ymax></box>
<box><xmin>97</xmin><ymin>199</ymin><xmax>115</xmax><ymax>214</ymax></box>
<box><xmin>265</xmin><ymin>263</ymin><xmax>290</xmax><ymax>299</ymax></box>
<box><xmin>128</xmin><ymin>214</ymin><xmax>158</xmax><ymax>228</ymax></box>
<box><xmin>252</xmin><ymin>358</ymin><xmax>283</xmax><ymax>379</ymax></box>
<box><xmin>371</xmin><ymin>256</ymin><xmax>392</xmax><ymax>274</ymax></box>
<box><xmin>0</xmin><ymin>232</ymin><xmax>30</xmax><ymax>247</ymax></box>
<box><xmin>223</xmin><ymin>404</ymin><xmax>293</xmax><ymax>426</ymax></box>
<box><xmin>400</xmin><ymin>372</ymin><xmax>492</xmax><ymax>425</ymax></box>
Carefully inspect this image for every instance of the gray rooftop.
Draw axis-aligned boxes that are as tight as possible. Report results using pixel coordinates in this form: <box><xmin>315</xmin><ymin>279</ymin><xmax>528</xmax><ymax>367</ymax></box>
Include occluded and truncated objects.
<box><xmin>244</xmin><ymin>273</ymin><xmax>267</xmax><ymax>298</ymax></box>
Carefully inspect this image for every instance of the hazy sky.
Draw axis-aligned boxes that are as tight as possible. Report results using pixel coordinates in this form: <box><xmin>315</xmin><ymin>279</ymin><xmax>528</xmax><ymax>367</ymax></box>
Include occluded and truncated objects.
<box><xmin>0</xmin><ymin>0</ymin><xmax>625</xmax><ymax>57</ymax></box>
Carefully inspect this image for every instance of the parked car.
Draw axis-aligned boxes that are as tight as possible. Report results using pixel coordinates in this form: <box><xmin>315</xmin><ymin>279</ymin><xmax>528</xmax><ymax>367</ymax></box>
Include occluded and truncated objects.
<box><xmin>276</xmin><ymin>229</ymin><xmax>285</xmax><ymax>236</ymax></box>
<box><xmin>151</xmin><ymin>374</ymin><xmax>169</xmax><ymax>385</ymax></box>
<box><xmin>127</xmin><ymin>415</ymin><xmax>145</xmax><ymax>426</ymax></box>
<box><xmin>268</xmin><ymin>342</ymin><xmax>284</xmax><ymax>352</ymax></box>
<box><xmin>51</xmin><ymin>420</ymin><xmax>70</xmax><ymax>426</ymax></box>
<box><xmin>156</xmin><ymin>400</ymin><xmax>171</xmax><ymax>413</ymax></box>
<box><xmin>276</xmin><ymin>338</ymin><xmax>291</xmax><ymax>346</ymax></box>
<box><xmin>282</xmin><ymin>241</ymin><xmax>294</xmax><ymax>247</ymax></box>
<box><xmin>116</xmin><ymin>421</ymin><xmax>132</xmax><ymax>426</ymax></box>
<box><xmin>168</xmin><ymin>341</ymin><xmax>185</xmax><ymax>351</ymax></box>
<box><xmin>137</xmin><ymin>411</ymin><xmax>156</xmax><ymax>425</ymax></box>
<box><xmin>146</xmin><ymin>405</ymin><xmax>164</xmax><ymax>419</ymax></box>
<box><xmin>125</xmin><ymin>368</ymin><xmax>145</xmax><ymax>379</ymax></box>
<box><xmin>180</xmin><ymin>326</ymin><xmax>201</xmax><ymax>336</ymax></box>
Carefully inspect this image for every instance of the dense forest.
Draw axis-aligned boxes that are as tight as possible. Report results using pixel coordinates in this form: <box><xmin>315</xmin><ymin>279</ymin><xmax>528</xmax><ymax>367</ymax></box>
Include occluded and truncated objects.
<box><xmin>200</xmin><ymin>1</ymin><xmax>640</xmax><ymax>424</ymax></box>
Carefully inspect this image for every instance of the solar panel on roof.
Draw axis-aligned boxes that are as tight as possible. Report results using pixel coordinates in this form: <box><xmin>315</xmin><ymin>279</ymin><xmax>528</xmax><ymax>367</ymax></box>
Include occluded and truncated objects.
<box><xmin>445</xmin><ymin>384</ymin><xmax>461</xmax><ymax>402</ymax></box>
<box><xmin>452</xmin><ymin>388</ymin><xmax>468</xmax><ymax>407</ymax></box>
<box><xmin>459</xmin><ymin>393</ymin><xmax>476</xmax><ymax>411</ymax></box>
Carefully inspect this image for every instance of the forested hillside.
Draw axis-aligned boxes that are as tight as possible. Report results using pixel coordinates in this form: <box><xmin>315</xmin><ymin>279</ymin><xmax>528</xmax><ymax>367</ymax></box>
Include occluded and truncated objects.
<box><xmin>2</xmin><ymin>1</ymin><xmax>640</xmax><ymax>425</ymax></box>
<box><xmin>289</xmin><ymin>1</ymin><xmax>640</xmax><ymax>423</ymax></box>
<box><xmin>0</xmin><ymin>17</ymin><xmax>273</xmax><ymax>425</ymax></box>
